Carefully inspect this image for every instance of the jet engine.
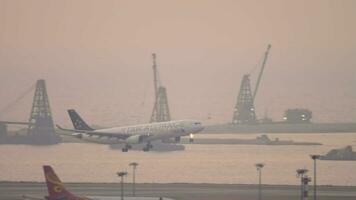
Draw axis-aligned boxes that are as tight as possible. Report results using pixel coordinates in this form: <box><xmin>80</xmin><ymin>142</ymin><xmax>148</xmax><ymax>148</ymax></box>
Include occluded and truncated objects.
<box><xmin>125</xmin><ymin>135</ymin><xmax>146</xmax><ymax>144</ymax></box>
<box><xmin>162</xmin><ymin>136</ymin><xmax>180</xmax><ymax>143</ymax></box>
<box><xmin>175</xmin><ymin>136</ymin><xmax>181</xmax><ymax>142</ymax></box>
<box><xmin>73</xmin><ymin>133</ymin><xmax>83</xmax><ymax>139</ymax></box>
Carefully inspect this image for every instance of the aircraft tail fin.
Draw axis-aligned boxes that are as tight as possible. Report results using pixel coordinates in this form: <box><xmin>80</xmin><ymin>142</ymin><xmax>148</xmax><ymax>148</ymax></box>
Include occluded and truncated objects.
<box><xmin>67</xmin><ymin>109</ymin><xmax>94</xmax><ymax>131</ymax></box>
<box><xmin>43</xmin><ymin>165</ymin><xmax>77</xmax><ymax>200</ymax></box>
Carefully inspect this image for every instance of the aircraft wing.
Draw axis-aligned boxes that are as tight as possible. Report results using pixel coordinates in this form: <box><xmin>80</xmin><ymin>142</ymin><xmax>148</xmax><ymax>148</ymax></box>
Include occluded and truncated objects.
<box><xmin>56</xmin><ymin>125</ymin><xmax>130</xmax><ymax>140</ymax></box>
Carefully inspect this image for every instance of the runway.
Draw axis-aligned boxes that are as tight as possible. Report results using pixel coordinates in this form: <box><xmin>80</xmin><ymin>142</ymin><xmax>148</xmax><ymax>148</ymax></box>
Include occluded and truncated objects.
<box><xmin>1</xmin><ymin>182</ymin><xmax>356</xmax><ymax>200</ymax></box>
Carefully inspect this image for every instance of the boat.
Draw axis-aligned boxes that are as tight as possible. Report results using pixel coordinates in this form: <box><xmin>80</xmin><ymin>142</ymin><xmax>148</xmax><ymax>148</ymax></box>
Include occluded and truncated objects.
<box><xmin>320</xmin><ymin>146</ymin><xmax>356</xmax><ymax>160</ymax></box>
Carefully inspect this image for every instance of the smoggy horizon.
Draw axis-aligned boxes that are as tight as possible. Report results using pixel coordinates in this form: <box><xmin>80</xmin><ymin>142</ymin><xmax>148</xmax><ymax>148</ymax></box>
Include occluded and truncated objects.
<box><xmin>0</xmin><ymin>0</ymin><xmax>355</xmax><ymax>127</ymax></box>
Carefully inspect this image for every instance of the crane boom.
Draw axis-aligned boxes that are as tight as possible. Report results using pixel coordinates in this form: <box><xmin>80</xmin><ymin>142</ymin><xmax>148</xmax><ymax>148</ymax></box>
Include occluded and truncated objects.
<box><xmin>0</xmin><ymin>121</ymin><xmax>33</xmax><ymax>125</ymax></box>
<box><xmin>152</xmin><ymin>53</ymin><xmax>159</xmax><ymax>97</ymax></box>
<box><xmin>150</xmin><ymin>53</ymin><xmax>171</xmax><ymax>123</ymax></box>
<box><xmin>253</xmin><ymin>44</ymin><xmax>271</xmax><ymax>100</ymax></box>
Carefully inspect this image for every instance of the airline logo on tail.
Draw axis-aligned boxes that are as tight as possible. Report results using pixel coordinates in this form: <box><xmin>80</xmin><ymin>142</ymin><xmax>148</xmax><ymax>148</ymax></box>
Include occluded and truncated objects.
<box><xmin>43</xmin><ymin>165</ymin><xmax>90</xmax><ymax>200</ymax></box>
<box><xmin>45</xmin><ymin>172</ymin><xmax>64</xmax><ymax>193</ymax></box>
<box><xmin>67</xmin><ymin>109</ymin><xmax>94</xmax><ymax>131</ymax></box>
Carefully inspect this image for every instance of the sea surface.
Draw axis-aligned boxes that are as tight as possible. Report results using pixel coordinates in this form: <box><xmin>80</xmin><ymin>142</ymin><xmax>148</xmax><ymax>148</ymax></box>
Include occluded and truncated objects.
<box><xmin>0</xmin><ymin>133</ymin><xmax>356</xmax><ymax>186</ymax></box>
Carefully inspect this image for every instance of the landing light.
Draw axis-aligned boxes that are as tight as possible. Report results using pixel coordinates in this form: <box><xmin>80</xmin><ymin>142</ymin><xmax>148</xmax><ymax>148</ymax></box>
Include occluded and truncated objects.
<box><xmin>189</xmin><ymin>133</ymin><xmax>194</xmax><ymax>143</ymax></box>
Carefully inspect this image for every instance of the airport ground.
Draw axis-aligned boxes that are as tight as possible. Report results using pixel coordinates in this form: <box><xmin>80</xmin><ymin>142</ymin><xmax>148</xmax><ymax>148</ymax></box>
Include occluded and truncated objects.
<box><xmin>1</xmin><ymin>182</ymin><xmax>356</xmax><ymax>200</ymax></box>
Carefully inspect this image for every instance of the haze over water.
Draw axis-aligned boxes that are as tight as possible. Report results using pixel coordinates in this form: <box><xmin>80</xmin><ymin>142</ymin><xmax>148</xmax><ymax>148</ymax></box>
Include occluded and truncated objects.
<box><xmin>0</xmin><ymin>0</ymin><xmax>356</xmax><ymax>126</ymax></box>
<box><xmin>1</xmin><ymin>133</ymin><xmax>356</xmax><ymax>186</ymax></box>
<box><xmin>1</xmin><ymin>0</ymin><xmax>356</xmax><ymax>189</ymax></box>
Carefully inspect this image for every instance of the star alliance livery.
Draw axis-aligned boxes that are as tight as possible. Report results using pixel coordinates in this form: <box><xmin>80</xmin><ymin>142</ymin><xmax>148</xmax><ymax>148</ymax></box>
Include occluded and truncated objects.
<box><xmin>57</xmin><ymin>109</ymin><xmax>204</xmax><ymax>152</ymax></box>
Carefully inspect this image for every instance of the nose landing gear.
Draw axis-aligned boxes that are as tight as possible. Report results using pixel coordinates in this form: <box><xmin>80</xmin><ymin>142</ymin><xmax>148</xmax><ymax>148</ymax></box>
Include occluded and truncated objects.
<box><xmin>189</xmin><ymin>133</ymin><xmax>194</xmax><ymax>143</ymax></box>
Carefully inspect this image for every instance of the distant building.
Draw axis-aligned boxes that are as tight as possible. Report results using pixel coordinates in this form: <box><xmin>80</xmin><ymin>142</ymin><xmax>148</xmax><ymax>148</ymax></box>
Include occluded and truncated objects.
<box><xmin>283</xmin><ymin>109</ymin><xmax>312</xmax><ymax>123</ymax></box>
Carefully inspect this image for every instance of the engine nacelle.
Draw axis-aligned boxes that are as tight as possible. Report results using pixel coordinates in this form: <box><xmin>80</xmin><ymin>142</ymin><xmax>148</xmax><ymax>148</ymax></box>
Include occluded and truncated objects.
<box><xmin>73</xmin><ymin>133</ymin><xmax>83</xmax><ymax>139</ymax></box>
<box><xmin>125</xmin><ymin>135</ymin><xmax>146</xmax><ymax>144</ymax></box>
<box><xmin>161</xmin><ymin>136</ymin><xmax>181</xmax><ymax>143</ymax></box>
<box><xmin>174</xmin><ymin>136</ymin><xmax>181</xmax><ymax>142</ymax></box>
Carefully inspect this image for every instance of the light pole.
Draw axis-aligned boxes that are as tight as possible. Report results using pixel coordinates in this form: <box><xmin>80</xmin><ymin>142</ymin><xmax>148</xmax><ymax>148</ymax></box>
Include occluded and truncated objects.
<box><xmin>117</xmin><ymin>171</ymin><xmax>128</xmax><ymax>200</ymax></box>
<box><xmin>255</xmin><ymin>163</ymin><xmax>265</xmax><ymax>200</ymax></box>
<box><xmin>296</xmin><ymin>169</ymin><xmax>310</xmax><ymax>200</ymax></box>
<box><xmin>310</xmin><ymin>155</ymin><xmax>320</xmax><ymax>200</ymax></box>
<box><xmin>129</xmin><ymin>162</ymin><xmax>139</xmax><ymax>196</ymax></box>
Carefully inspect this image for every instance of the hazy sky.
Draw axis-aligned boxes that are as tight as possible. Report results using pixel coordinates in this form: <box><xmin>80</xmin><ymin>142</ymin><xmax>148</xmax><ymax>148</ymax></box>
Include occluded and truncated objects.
<box><xmin>0</xmin><ymin>0</ymin><xmax>355</xmax><ymax>126</ymax></box>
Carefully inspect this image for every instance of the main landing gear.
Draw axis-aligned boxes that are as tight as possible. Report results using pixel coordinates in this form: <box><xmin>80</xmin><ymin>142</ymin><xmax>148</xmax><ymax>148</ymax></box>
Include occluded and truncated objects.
<box><xmin>143</xmin><ymin>142</ymin><xmax>153</xmax><ymax>152</ymax></box>
<box><xmin>122</xmin><ymin>144</ymin><xmax>132</xmax><ymax>152</ymax></box>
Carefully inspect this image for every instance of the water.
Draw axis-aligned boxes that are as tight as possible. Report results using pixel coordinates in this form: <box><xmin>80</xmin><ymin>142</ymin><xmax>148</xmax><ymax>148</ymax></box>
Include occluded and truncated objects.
<box><xmin>0</xmin><ymin>133</ymin><xmax>356</xmax><ymax>186</ymax></box>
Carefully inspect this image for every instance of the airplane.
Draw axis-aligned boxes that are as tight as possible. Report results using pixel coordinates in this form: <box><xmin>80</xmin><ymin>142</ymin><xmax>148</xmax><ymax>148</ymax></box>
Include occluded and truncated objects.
<box><xmin>57</xmin><ymin>109</ymin><xmax>204</xmax><ymax>152</ymax></box>
<box><xmin>23</xmin><ymin>165</ymin><xmax>93</xmax><ymax>200</ymax></box>
<box><xmin>23</xmin><ymin>166</ymin><xmax>176</xmax><ymax>200</ymax></box>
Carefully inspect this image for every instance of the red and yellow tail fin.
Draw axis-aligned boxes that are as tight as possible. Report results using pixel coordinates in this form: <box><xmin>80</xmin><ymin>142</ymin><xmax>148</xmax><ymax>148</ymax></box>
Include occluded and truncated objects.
<box><xmin>43</xmin><ymin>165</ymin><xmax>76</xmax><ymax>200</ymax></box>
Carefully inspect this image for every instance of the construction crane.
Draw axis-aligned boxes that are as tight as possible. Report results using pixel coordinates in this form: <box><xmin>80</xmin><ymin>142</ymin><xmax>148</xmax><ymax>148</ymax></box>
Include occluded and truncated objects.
<box><xmin>0</xmin><ymin>79</ymin><xmax>59</xmax><ymax>144</ymax></box>
<box><xmin>27</xmin><ymin>79</ymin><xmax>56</xmax><ymax>136</ymax></box>
<box><xmin>253</xmin><ymin>44</ymin><xmax>271</xmax><ymax>101</ymax></box>
<box><xmin>232</xmin><ymin>74</ymin><xmax>256</xmax><ymax>124</ymax></box>
<box><xmin>152</xmin><ymin>53</ymin><xmax>160</xmax><ymax>98</ymax></box>
<box><xmin>232</xmin><ymin>44</ymin><xmax>272</xmax><ymax>124</ymax></box>
<box><xmin>150</xmin><ymin>53</ymin><xmax>171</xmax><ymax>123</ymax></box>
<box><xmin>0</xmin><ymin>121</ymin><xmax>33</xmax><ymax>125</ymax></box>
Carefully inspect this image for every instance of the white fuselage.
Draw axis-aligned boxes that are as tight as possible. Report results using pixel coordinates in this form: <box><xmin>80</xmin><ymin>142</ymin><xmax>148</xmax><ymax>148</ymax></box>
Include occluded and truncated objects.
<box><xmin>79</xmin><ymin>120</ymin><xmax>203</xmax><ymax>144</ymax></box>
